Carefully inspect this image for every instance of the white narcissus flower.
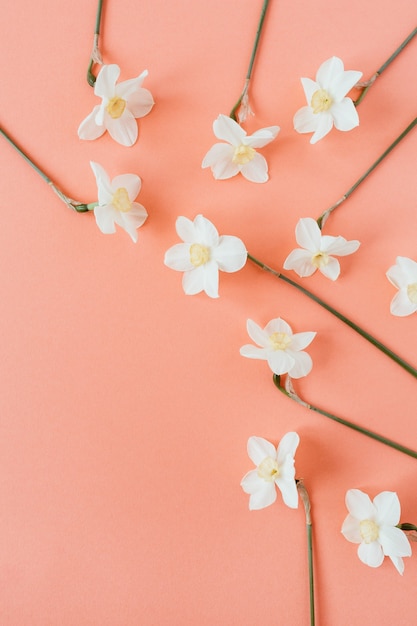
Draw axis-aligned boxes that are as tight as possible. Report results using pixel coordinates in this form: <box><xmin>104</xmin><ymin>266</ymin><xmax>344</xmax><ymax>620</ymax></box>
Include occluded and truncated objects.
<box><xmin>241</xmin><ymin>433</ymin><xmax>299</xmax><ymax>510</ymax></box>
<box><xmin>78</xmin><ymin>64</ymin><xmax>154</xmax><ymax>146</ymax></box>
<box><xmin>283</xmin><ymin>217</ymin><xmax>360</xmax><ymax>281</ymax></box>
<box><xmin>341</xmin><ymin>489</ymin><xmax>412</xmax><ymax>575</ymax></box>
<box><xmin>293</xmin><ymin>56</ymin><xmax>362</xmax><ymax>144</ymax></box>
<box><xmin>240</xmin><ymin>318</ymin><xmax>316</xmax><ymax>378</ymax></box>
<box><xmin>202</xmin><ymin>114</ymin><xmax>279</xmax><ymax>183</ymax></box>
<box><xmin>90</xmin><ymin>162</ymin><xmax>148</xmax><ymax>242</ymax></box>
<box><xmin>386</xmin><ymin>256</ymin><xmax>417</xmax><ymax>317</ymax></box>
<box><xmin>164</xmin><ymin>215</ymin><xmax>247</xmax><ymax>298</ymax></box>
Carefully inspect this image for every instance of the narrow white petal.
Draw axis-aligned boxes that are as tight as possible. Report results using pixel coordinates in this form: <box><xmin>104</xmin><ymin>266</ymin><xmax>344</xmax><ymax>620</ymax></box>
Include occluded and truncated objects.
<box><xmin>379</xmin><ymin>526</ymin><xmax>411</xmax><ymax>558</ymax></box>
<box><xmin>275</xmin><ymin>476</ymin><xmax>298</xmax><ymax>509</ymax></box>
<box><xmin>264</xmin><ymin>318</ymin><xmax>293</xmax><ymax>336</ymax></box>
<box><xmin>300</xmin><ymin>78</ymin><xmax>320</xmax><ymax>105</ymax></box>
<box><xmin>194</xmin><ymin>215</ymin><xmax>219</xmax><ymax>247</ymax></box>
<box><xmin>390</xmin><ymin>291</ymin><xmax>417</xmax><ymax>317</ymax></box>
<box><xmin>115</xmin><ymin>70</ymin><xmax>148</xmax><ymax>98</ymax></box>
<box><xmin>125</xmin><ymin>203</ymin><xmax>148</xmax><ymax>229</ymax></box>
<box><xmin>213</xmin><ymin>235</ymin><xmax>247</xmax><ymax>272</ymax></box>
<box><xmin>283</xmin><ymin>249</ymin><xmax>317</xmax><ymax>277</ymax></box>
<box><xmin>331</xmin><ymin>70</ymin><xmax>363</xmax><ymax>101</ymax></box>
<box><xmin>175</xmin><ymin>216</ymin><xmax>197</xmax><ymax>243</ymax></box>
<box><xmin>389</xmin><ymin>556</ymin><xmax>405</xmax><ymax>575</ymax></box>
<box><xmin>202</xmin><ymin>144</ymin><xmax>239</xmax><ymax>180</ymax></box>
<box><xmin>322</xmin><ymin>236</ymin><xmax>360</xmax><ymax>256</ymax></box>
<box><xmin>267</xmin><ymin>350</ymin><xmax>295</xmax><ymax>375</ymax></box>
<box><xmin>358</xmin><ymin>541</ymin><xmax>384</xmax><ymax>568</ymax></box>
<box><xmin>106</xmin><ymin>110</ymin><xmax>138</xmax><ymax>146</ymax></box>
<box><xmin>276</xmin><ymin>432</ymin><xmax>299</xmax><ymax>466</ymax></box>
<box><xmin>319</xmin><ymin>256</ymin><xmax>341</xmax><ymax>281</ymax></box>
<box><xmin>331</xmin><ymin>99</ymin><xmax>360</xmax><ymax>131</ymax></box>
<box><xmin>246</xmin><ymin>319</ymin><xmax>270</xmax><ymax>348</ymax></box>
<box><xmin>248</xmin><ymin>484</ymin><xmax>277</xmax><ymax>510</ymax></box>
<box><xmin>182</xmin><ymin>266</ymin><xmax>205</xmax><ymax>296</ymax></box>
<box><xmin>202</xmin><ymin>261</ymin><xmax>220</xmax><ymax>298</ymax></box>
<box><xmin>240</xmin><ymin>469</ymin><xmax>264</xmax><ymax>494</ymax></box>
<box><xmin>287</xmin><ymin>350</ymin><xmax>313</xmax><ymax>378</ymax></box>
<box><xmin>310</xmin><ymin>113</ymin><xmax>333</xmax><ymax>143</ymax></box>
<box><xmin>94</xmin><ymin>64</ymin><xmax>120</xmax><ymax>98</ymax></box>
<box><xmin>295</xmin><ymin>218</ymin><xmax>321</xmax><ymax>251</ymax></box>
<box><xmin>316</xmin><ymin>56</ymin><xmax>345</xmax><ymax>90</ymax></box>
<box><xmin>239</xmin><ymin>345</ymin><xmax>269</xmax><ymax>360</ymax></box>
<box><xmin>93</xmin><ymin>205</ymin><xmax>116</xmax><ymax>235</ymax></box>
<box><xmin>293</xmin><ymin>106</ymin><xmax>319</xmax><ymax>134</ymax></box>
<box><xmin>240</xmin><ymin>153</ymin><xmax>269</xmax><ymax>183</ymax></box>
<box><xmin>89</xmin><ymin>161</ymin><xmax>113</xmax><ymax>204</ymax></box>
<box><xmin>212</xmin><ymin>114</ymin><xmax>246</xmax><ymax>145</ymax></box>
<box><xmin>110</xmin><ymin>173</ymin><xmax>141</xmax><ymax>201</ymax></box>
<box><xmin>386</xmin><ymin>264</ymin><xmax>407</xmax><ymax>289</ymax></box>
<box><xmin>397</xmin><ymin>256</ymin><xmax>417</xmax><ymax>281</ymax></box>
<box><xmin>78</xmin><ymin>106</ymin><xmax>106</xmax><ymax>141</ymax></box>
<box><xmin>290</xmin><ymin>331</ymin><xmax>316</xmax><ymax>352</ymax></box>
<box><xmin>374</xmin><ymin>491</ymin><xmax>401</xmax><ymax>526</ymax></box>
<box><xmin>113</xmin><ymin>213</ymin><xmax>139</xmax><ymax>242</ymax></box>
<box><xmin>345</xmin><ymin>489</ymin><xmax>376</xmax><ymax>520</ymax></box>
<box><xmin>126</xmin><ymin>88</ymin><xmax>154</xmax><ymax>118</ymax></box>
<box><xmin>341</xmin><ymin>515</ymin><xmax>362</xmax><ymax>543</ymax></box>
<box><xmin>247</xmin><ymin>436</ymin><xmax>277</xmax><ymax>466</ymax></box>
<box><xmin>245</xmin><ymin>126</ymin><xmax>280</xmax><ymax>148</ymax></box>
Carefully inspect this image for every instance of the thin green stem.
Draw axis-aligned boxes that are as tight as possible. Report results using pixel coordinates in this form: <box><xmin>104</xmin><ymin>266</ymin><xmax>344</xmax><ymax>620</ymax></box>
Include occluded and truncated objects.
<box><xmin>87</xmin><ymin>0</ymin><xmax>105</xmax><ymax>87</ymax></box>
<box><xmin>354</xmin><ymin>27</ymin><xmax>417</xmax><ymax>106</ymax></box>
<box><xmin>0</xmin><ymin>126</ymin><xmax>94</xmax><ymax>213</ymax></box>
<box><xmin>274</xmin><ymin>375</ymin><xmax>417</xmax><ymax>459</ymax></box>
<box><xmin>230</xmin><ymin>0</ymin><xmax>270</xmax><ymax>121</ymax></box>
<box><xmin>316</xmin><ymin>117</ymin><xmax>417</xmax><ymax>228</ymax></box>
<box><xmin>296</xmin><ymin>480</ymin><xmax>315</xmax><ymax>626</ymax></box>
<box><xmin>247</xmin><ymin>253</ymin><xmax>417</xmax><ymax>378</ymax></box>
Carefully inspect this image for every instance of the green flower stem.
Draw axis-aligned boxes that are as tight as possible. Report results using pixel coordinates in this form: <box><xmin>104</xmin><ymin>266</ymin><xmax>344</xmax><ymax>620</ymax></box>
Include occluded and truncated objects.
<box><xmin>354</xmin><ymin>27</ymin><xmax>417</xmax><ymax>106</ymax></box>
<box><xmin>87</xmin><ymin>0</ymin><xmax>105</xmax><ymax>87</ymax></box>
<box><xmin>316</xmin><ymin>116</ymin><xmax>417</xmax><ymax>228</ymax></box>
<box><xmin>296</xmin><ymin>480</ymin><xmax>315</xmax><ymax>626</ymax></box>
<box><xmin>0</xmin><ymin>126</ymin><xmax>95</xmax><ymax>213</ymax></box>
<box><xmin>247</xmin><ymin>253</ymin><xmax>417</xmax><ymax>379</ymax></box>
<box><xmin>229</xmin><ymin>0</ymin><xmax>270</xmax><ymax>121</ymax></box>
<box><xmin>274</xmin><ymin>375</ymin><xmax>417</xmax><ymax>459</ymax></box>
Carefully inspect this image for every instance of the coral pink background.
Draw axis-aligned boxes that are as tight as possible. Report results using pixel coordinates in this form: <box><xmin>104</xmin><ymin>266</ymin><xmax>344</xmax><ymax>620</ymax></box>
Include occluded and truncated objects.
<box><xmin>0</xmin><ymin>1</ymin><xmax>416</xmax><ymax>624</ymax></box>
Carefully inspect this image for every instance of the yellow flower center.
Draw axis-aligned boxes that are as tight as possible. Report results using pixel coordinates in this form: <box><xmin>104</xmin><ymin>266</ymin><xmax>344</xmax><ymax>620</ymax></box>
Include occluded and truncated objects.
<box><xmin>269</xmin><ymin>332</ymin><xmax>291</xmax><ymax>351</ymax></box>
<box><xmin>189</xmin><ymin>243</ymin><xmax>210</xmax><ymax>267</ymax></box>
<box><xmin>232</xmin><ymin>144</ymin><xmax>256</xmax><ymax>165</ymax></box>
<box><xmin>311</xmin><ymin>251</ymin><xmax>329</xmax><ymax>268</ymax></box>
<box><xmin>106</xmin><ymin>96</ymin><xmax>127</xmax><ymax>119</ymax></box>
<box><xmin>257</xmin><ymin>456</ymin><xmax>279</xmax><ymax>482</ymax></box>
<box><xmin>359</xmin><ymin>519</ymin><xmax>379</xmax><ymax>544</ymax></box>
<box><xmin>407</xmin><ymin>283</ymin><xmax>417</xmax><ymax>303</ymax></box>
<box><xmin>112</xmin><ymin>187</ymin><xmax>132</xmax><ymax>212</ymax></box>
<box><xmin>311</xmin><ymin>89</ymin><xmax>333</xmax><ymax>114</ymax></box>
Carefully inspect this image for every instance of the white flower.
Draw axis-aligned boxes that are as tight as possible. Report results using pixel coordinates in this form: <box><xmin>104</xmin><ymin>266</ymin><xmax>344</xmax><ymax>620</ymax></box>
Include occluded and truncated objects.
<box><xmin>341</xmin><ymin>489</ymin><xmax>412</xmax><ymax>575</ymax></box>
<box><xmin>283</xmin><ymin>217</ymin><xmax>360</xmax><ymax>280</ymax></box>
<box><xmin>164</xmin><ymin>215</ymin><xmax>247</xmax><ymax>298</ymax></box>
<box><xmin>78</xmin><ymin>64</ymin><xmax>154</xmax><ymax>146</ymax></box>
<box><xmin>202</xmin><ymin>114</ymin><xmax>279</xmax><ymax>183</ymax></box>
<box><xmin>241</xmin><ymin>433</ymin><xmax>299</xmax><ymax>510</ymax></box>
<box><xmin>386</xmin><ymin>256</ymin><xmax>417</xmax><ymax>317</ymax></box>
<box><xmin>90</xmin><ymin>162</ymin><xmax>148</xmax><ymax>242</ymax></box>
<box><xmin>293</xmin><ymin>56</ymin><xmax>362</xmax><ymax>144</ymax></box>
<box><xmin>240</xmin><ymin>317</ymin><xmax>316</xmax><ymax>378</ymax></box>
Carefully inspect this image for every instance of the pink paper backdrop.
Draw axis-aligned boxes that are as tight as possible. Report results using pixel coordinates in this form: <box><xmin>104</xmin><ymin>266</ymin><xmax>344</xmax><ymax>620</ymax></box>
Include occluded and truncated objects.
<box><xmin>0</xmin><ymin>1</ymin><xmax>416</xmax><ymax>624</ymax></box>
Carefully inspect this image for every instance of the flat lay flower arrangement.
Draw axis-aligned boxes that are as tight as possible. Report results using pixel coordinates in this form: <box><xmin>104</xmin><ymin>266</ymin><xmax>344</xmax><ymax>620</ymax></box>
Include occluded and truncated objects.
<box><xmin>0</xmin><ymin>0</ymin><xmax>416</xmax><ymax>624</ymax></box>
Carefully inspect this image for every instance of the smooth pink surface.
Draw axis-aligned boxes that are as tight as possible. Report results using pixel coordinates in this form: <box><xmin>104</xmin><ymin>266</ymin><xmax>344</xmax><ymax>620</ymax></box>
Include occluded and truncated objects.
<box><xmin>0</xmin><ymin>1</ymin><xmax>416</xmax><ymax>624</ymax></box>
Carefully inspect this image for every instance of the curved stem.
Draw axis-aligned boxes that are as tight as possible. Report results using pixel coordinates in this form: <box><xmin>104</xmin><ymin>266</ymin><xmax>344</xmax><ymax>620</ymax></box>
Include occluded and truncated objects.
<box><xmin>274</xmin><ymin>375</ymin><xmax>417</xmax><ymax>459</ymax></box>
<box><xmin>230</xmin><ymin>0</ymin><xmax>270</xmax><ymax>121</ymax></box>
<box><xmin>87</xmin><ymin>0</ymin><xmax>105</xmax><ymax>87</ymax></box>
<box><xmin>316</xmin><ymin>117</ymin><xmax>417</xmax><ymax>228</ymax></box>
<box><xmin>296</xmin><ymin>480</ymin><xmax>315</xmax><ymax>626</ymax></box>
<box><xmin>354</xmin><ymin>27</ymin><xmax>417</xmax><ymax>106</ymax></box>
<box><xmin>247</xmin><ymin>254</ymin><xmax>417</xmax><ymax>378</ymax></box>
<box><xmin>0</xmin><ymin>126</ymin><xmax>94</xmax><ymax>213</ymax></box>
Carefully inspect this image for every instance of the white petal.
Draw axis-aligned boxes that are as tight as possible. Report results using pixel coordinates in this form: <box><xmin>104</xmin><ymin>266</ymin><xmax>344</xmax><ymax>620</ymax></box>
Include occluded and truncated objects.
<box><xmin>374</xmin><ymin>491</ymin><xmax>401</xmax><ymax>526</ymax></box>
<box><xmin>358</xmin><ymin>541</ymin><xmax>384</xmax><ymax>568</ymax></box>
<box><xmin>386</xmin><ymin>264</ymin><xmax>408</xmax><ymax>289</ymax></box>
<box><xmin>276</xmin><ymin>475</ymin><xmax>298</xmax><ymax>508</ymax></box>
<box><xmin>164</xmin><ymin>243</ymin><xmax>196</xmax><ymax>271</ymax></box>
<box><xmin>115</xmin><ymin>70</ymin><xmax>148</xmax><ymax>98</ymax></box>
<box><xmin>379</xmin><ymin>526</ymin><xmax>411</xmax><ymax>558</ymax></box>
<box><xmin>316</xmin><ymin>56</ymin><xmax>345</xmax><ymax>90</ymax></box>
<box><xmin>240</xmin><ymin>153</ymin><xmax>269</xmax><ymax>183</ymax></box>
<box><xmin>300</xmin><ymin>78</ymin><xmax>320</xmax><ymax>105</ymax></box>
<box><xmin>89</xmin><ymin>161</ymin><xmax>113</xmax><ymax>204</ymax></box>
<box><xmin>113</xmin><ymin>212</ymin><xmax>139</xmax><ymax>243</ymax></box>
<box><xmin>78</xmin><ymin>106</ymin><xmax>106</xmax><ymax>141</ymax></box>
<box><xmin>341</xmin><ymin>514</ymin><xmax>362</xmax><ymax>543</ymax></box>
<box><xmin>106</xmin><ymin>109</ymin><xmax>138</xmax><ymax>146</ymax></box>
<box><xmin>239</xmin><ymin>344</ymin><xmax>269</xmax><ymax>360</ymax></box>
<box><xmin>245</xmin><ymin>126</ymin><xmax>280</xmax><ymax>148</ymax></box>
<box><xmin>389</xmin><ymin>556</ymin><xmax>405</xmax><ymax>575</ymax></box>
<box><xmin>283</xmin><ymin>249</ymin><xmax>317</xmax><ymax>277</ymax></box>
<box><xmin>264</xmin><ymin>318</ymin><xmax>293</xmax><ymax>336</ymax></box>
<box><xmin>94</xmin><ymin>64</ymin><xmax>119</xmax><ymax>98</ymax></box>
<box><xmin>240</xmin><ymin>469</ymin><xmax>264</xmax><ymax>494</ymax></box>
<box><xmin>175</xmin><ymin>216</ymin><xmax>197</xmax><ymax>243</ymax></box>
<box><xmin>110</xmin><ymin>173</ymin><xmax>141</xmax><ymax>201</ymax></box>
<box><xmin>290</xmin><ymin>331</ymin><xmax>316</xmax><ymax>352</ymax></box>
<box><xmin>126</xmin><ymin>88</ymin><xmax>154</xmax><ymax>118</ymax></box>
<box><xmin>193</xmin><ymin>215</ymin><xmax>219</xmax><ymax>247</ymax></box>
<box><xmin>390</xmin><ymin>291</ymin><xmax>417</xmax><ymax>317</ymax></box>
<box><xmin>319</xmin><ymin>256</ymin><xmax>341</xmax><ymax>281</ymax></box>
<box><xmin>212</xmin><ymin>114</ymin><xmax>246</xmax><ymax>145</ymax></box>
<box><xmin>248</xmin><ymin>483</ymin><xmax>277</xmax><ymax>510</ymax></box>
<box><xmin>93</xmin><ymin>205</ymin><xmax>116</xmax><ymax>235</ymax></box>
<box><xmin>397</xmin><ymin>256</ymin><xmax>417</xmax><ymax>281</ymax></box>
<box><xmin>331</xmin><ymin>99</ymin><xmax>360</xmax><ymax>131</ymax></box>
<box><xmin>331</xmin><ymin>70</ymin><xmax>363</xmax><ymax>101</ymax></box>
<box><xmin>182</xmin><ymin>266</ymin><xmax>205</xmax><ymax>296</ymax></box>
<box><xmin>345</xmin><ymin>489</ymin><xmax>376</xmax><ymax>520</ymax></box>
<box><xmin>124</xmin><ymin>203</ymin><xmax>148</xmax><ymax>229</ymax></box>
<box><xmin>213</xmin><ymin>235</ymin><xmax>247</xmax><ymax>272</ymax></box>
<box><xmin>246</xmin><ymin>319</ymin><xmax>270</xmax><ymax>348</ymax></box>
<box><xmin>276</xmin><ymin>432</ymin><xmax>299</xmax><ymax>466</ymax></box>
<box><xmin>247</xmin><ymin>436</ymin><xmax>277</xmax><ymax>466</ymax></box>
<box><xmin>293</xmin><ymin>106</ymin><xmax>319</xmax><ymax>134</ymax></box>
<box><xmin>310</xmin><ymin>113</ymin><xmax>333</xmax><ymax>144</ymax></box>
<box><xmin>322</xmin><ymin>236</ymin><xmax>360</xmax><ymax>256</ymax></box>
<box><xmin>202</xmin><ymin>144</ymin><xmax>239</xmax><ymax>180</ymax></box>
<box><xmin>294</xmin><ymin>218</ymin><xmax>321</xmax><ymax>251</ymax></box>
<box><xmin>202</xmin><ymin>261</ymin><xmax>220</xmax><ymax>298</ymax></box>
<box><xmin>267</xmin><ymin>350</ymin><xmax>295</xmax><ymax>376</ymax></box>
<box><xmin>287</xmin><ymin>350</ymin><xmax>313</xmax><ymax>378</ymax></box>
